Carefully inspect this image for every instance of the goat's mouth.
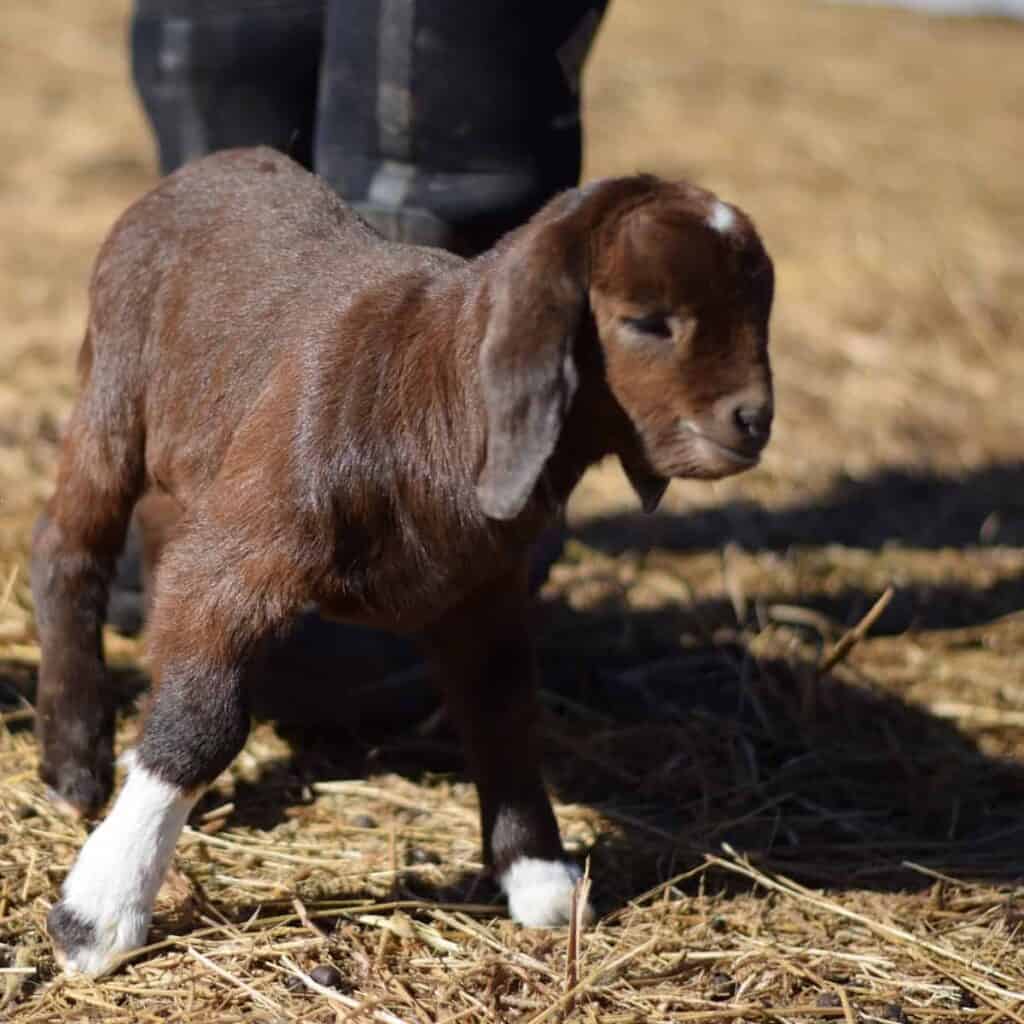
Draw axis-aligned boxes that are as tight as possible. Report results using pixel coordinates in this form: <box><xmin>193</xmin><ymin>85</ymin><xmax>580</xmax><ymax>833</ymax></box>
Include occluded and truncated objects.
<box><xmin>679</xmin><ymin>421</ymin><xmax>761</xmax><ymax>469</ymax></box>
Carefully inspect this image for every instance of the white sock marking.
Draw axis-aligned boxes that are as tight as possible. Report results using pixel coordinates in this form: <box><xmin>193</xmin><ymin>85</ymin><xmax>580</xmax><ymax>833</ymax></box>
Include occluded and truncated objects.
<box><xmin>708</xmin><ymin>200</ymin><xmax>737</xmax><ymax>235</ymax></box>
<box><xmin>500</xmin><ymin>857</ymin><xmax>592</xmax><ymax>927</ymax></box>
<box><xmin>56</xmin><ymin>755</ymin><xmax>198</xmax><ymax>976</ymax></box>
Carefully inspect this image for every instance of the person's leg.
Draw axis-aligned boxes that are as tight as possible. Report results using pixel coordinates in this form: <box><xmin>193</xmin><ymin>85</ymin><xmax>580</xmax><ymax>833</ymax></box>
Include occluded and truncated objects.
<box><xmin>311</xmin><ymin>0</ymin><xmax>603</xmax><ymax>637</ymax></box>
<box><xmin>314</xmin><ymin>0</ymin><xmax>608</xmax><ymax>254</ymax></box>
<box><xmin>130</xmin><ymin>0</ymin><xmax>326</xmax><ymax>174</ymax></box>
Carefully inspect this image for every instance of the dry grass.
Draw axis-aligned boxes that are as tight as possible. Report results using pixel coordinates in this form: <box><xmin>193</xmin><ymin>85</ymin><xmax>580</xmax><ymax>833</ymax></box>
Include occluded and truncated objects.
<box><xmin>2</xmin><ymin>0</ymin><xmax>1024</xmax><ymax>1020</ymax></box>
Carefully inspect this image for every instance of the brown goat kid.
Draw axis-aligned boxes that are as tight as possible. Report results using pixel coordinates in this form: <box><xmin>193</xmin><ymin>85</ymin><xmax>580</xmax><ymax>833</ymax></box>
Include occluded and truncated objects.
<box><xmin>34</xmin><ymin>147</ymin><xmax>774</xmax><ymax>976</ymax></box>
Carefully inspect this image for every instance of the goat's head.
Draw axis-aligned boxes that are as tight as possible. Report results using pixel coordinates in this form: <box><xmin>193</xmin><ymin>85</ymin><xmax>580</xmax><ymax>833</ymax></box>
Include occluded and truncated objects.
<box><xmin>476</xmin><ymin>176</ymin><xmax>775</xmax><ymax>520</ymax></box>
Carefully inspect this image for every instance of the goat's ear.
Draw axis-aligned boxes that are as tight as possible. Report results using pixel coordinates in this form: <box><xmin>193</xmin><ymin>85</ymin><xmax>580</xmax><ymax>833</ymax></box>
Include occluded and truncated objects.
<box><xmin>475</xmin><ymin>216</ymin><xmax>586</xmax><ymax>521</ymax></box>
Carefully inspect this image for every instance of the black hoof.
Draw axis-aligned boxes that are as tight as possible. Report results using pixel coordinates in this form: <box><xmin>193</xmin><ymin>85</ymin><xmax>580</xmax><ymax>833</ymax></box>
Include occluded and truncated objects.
<box><xmin>40</xmin><ymin>758</ymin><xmax>113</xmax><ymax>819</ymax></box>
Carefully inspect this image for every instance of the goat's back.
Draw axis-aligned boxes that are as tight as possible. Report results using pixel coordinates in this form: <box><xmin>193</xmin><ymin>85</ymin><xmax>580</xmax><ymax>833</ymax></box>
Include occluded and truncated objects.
<box><xmin>83</xmin><ymin>147</ymin><xmax>463</xmax><ymax>505</ymax></box>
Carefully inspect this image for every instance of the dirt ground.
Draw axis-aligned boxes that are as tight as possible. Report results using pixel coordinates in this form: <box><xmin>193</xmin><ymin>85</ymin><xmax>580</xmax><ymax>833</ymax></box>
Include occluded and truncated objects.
<box><xmin>2</xmin><ymin>0</ymin><xmax>1024</xmax><ymax>1020</ymax></box>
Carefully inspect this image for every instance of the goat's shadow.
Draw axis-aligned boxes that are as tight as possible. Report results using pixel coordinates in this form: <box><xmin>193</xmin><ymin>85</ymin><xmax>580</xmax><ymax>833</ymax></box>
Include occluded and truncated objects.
<box><xmin>224</xmin><ymin>461</ymin><xmax>1024</xmax><ymax>905</ymax></box>
<box><xmin>578</xmin><ymin>460</ymin><xmax>1024</xmax><ymax>557</ymax></box>
<box><xmin>238</xmin><ymin>608</ymin><xmax>1024</xmax><ymax>909</ymax></box>
<box><xmin>5</xmin><ymin>460</ymin><xmax>1024</xmax><ymax>917</ymax></box>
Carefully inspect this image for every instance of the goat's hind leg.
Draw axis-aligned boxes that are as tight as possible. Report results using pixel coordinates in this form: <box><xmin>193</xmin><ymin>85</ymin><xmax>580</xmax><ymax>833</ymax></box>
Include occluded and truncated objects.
<box><xmin>32</xmin><ymin>379</ymin><xmax>143</xmax><ymax>817</ymax></box>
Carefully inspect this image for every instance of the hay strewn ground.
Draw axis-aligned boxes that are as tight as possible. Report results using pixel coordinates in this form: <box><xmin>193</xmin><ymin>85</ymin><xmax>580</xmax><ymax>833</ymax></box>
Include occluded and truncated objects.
<box><xmin>2</xmin><ymin>1</ymin><xmax>1023</xmax><ymax>1020</ymax></box>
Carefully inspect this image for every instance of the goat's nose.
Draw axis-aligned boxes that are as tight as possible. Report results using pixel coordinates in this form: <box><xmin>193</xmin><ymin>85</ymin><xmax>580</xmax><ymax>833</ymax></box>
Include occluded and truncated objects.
<box><xmin>733</xmin><ymin>401</ymin><xmax>773</xmax><ymax>441</ymax></box>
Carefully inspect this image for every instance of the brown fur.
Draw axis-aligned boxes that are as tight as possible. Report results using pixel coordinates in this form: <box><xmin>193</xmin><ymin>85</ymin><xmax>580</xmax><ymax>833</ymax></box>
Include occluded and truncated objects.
<box><xmin>33</xmin><ymin>147</ymin><xmax>773</xmax><ymax>883</ymax></box>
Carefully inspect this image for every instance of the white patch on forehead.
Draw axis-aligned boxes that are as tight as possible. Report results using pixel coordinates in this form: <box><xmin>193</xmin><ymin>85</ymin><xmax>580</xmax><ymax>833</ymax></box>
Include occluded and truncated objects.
<box><xmin>707</xmin><ymin>200</ymin><xmax>737</xmax><ymax>236</ymax></box>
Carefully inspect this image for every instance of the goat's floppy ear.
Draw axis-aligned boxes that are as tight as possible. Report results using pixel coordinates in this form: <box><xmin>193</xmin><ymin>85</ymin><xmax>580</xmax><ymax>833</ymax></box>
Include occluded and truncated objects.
<box><xmin>475</xmin><ymin>213</ymin><xmax>586</xmax><ymax>521</ymax></box>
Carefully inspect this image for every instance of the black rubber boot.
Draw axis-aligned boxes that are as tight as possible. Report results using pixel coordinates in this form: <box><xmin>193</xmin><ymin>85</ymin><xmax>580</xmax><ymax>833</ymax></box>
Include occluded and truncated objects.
<box><xmin>315</xmin><ymin>0</ymin><xmax>607</xmax><ymax>254</ymax></box>
<box><xmin>131</xmin><ymin>0</ymin><xmax>326</xmax><ymax>175</ymax></box>
<box><xmin>132</xmin><ymin>0</ymin><xmax>607</xmax><ymax>253</ymax></box>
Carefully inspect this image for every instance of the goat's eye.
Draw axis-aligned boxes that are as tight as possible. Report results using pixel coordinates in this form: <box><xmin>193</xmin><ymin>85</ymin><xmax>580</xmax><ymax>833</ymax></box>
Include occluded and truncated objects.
<box><xmin>622</xmin><ymin>313</ymin><xmax>672</xmax><ymax>339</ymax></box>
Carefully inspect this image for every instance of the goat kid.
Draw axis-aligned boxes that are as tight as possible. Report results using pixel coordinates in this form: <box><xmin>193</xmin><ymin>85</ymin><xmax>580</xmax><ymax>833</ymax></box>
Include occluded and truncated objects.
<box><xmin>34</xmin><ymin>148</ymin><xmax>774</xmax><ymax>976</ymax></box>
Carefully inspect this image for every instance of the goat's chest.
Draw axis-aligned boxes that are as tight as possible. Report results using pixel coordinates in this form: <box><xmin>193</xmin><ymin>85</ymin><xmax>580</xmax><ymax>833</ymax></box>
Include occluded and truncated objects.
<box><xmin>313</xmin><ymin>525</ymin><xmax>517</xmax><ymax>633</ymax></box>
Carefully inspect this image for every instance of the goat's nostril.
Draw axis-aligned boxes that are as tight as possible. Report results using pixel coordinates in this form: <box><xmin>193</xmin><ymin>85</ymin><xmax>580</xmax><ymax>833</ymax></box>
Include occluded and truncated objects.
<box><xmin>734</xmin><ymin>403</ymin><xmax>772</xmax><ymax>439</ymax></box>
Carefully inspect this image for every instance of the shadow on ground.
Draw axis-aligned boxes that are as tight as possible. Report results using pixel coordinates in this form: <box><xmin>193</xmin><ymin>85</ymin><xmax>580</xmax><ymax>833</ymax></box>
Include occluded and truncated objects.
<box><xmin>579</xmin><ymin>460</ymin><xmax>1024</xmax><ymax>555</ymax></box>
<box><xmin>223</xmin><ymin>595</ymin><xmax>1024</xmax><ymax>907</ymax></box>
<box><xmin>232</xmin><ymin>460</ymin><xmax>1024</xmax><ymax>902</ymax></box>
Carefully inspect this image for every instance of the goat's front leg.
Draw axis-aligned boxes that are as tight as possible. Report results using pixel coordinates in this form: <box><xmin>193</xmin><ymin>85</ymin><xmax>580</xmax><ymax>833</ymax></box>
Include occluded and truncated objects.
<box><xmin>424</xmin><ymin>575</ymin><xmax>591</xmax><ymax>927</ymax></box>
<box><xmin>47</xmin><ymin>523</ymin><xmax>300</xmax><ymax>977</ymax></box>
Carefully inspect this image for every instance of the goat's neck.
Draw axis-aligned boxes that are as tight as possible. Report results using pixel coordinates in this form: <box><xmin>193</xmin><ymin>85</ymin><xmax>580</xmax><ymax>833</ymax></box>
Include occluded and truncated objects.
<box><xmin>542</xmin><ymin>342</ymin><xmax>634</xmax><ymax>509</ymax></box>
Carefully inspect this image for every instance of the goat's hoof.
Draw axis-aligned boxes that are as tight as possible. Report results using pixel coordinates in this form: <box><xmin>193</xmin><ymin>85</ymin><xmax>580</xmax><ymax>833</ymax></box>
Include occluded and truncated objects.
<box><xmin>39</xmin><ymin>744</ymin><xmax>114</xmax><ymax>820</ymax></box>
<box><xmin>500</xmin><ymin>858</ymin><xmax>594</xmax><ymax>928</ymax></box>
<box><xmin>41</xmin><ymin>764</ymin><xmax>112</xmax><ymax>821</ymax></box>
<box><xmin>48</xmin><ymin>898</ymin><xmax>146</xmax><ymax>978</ymax></box>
